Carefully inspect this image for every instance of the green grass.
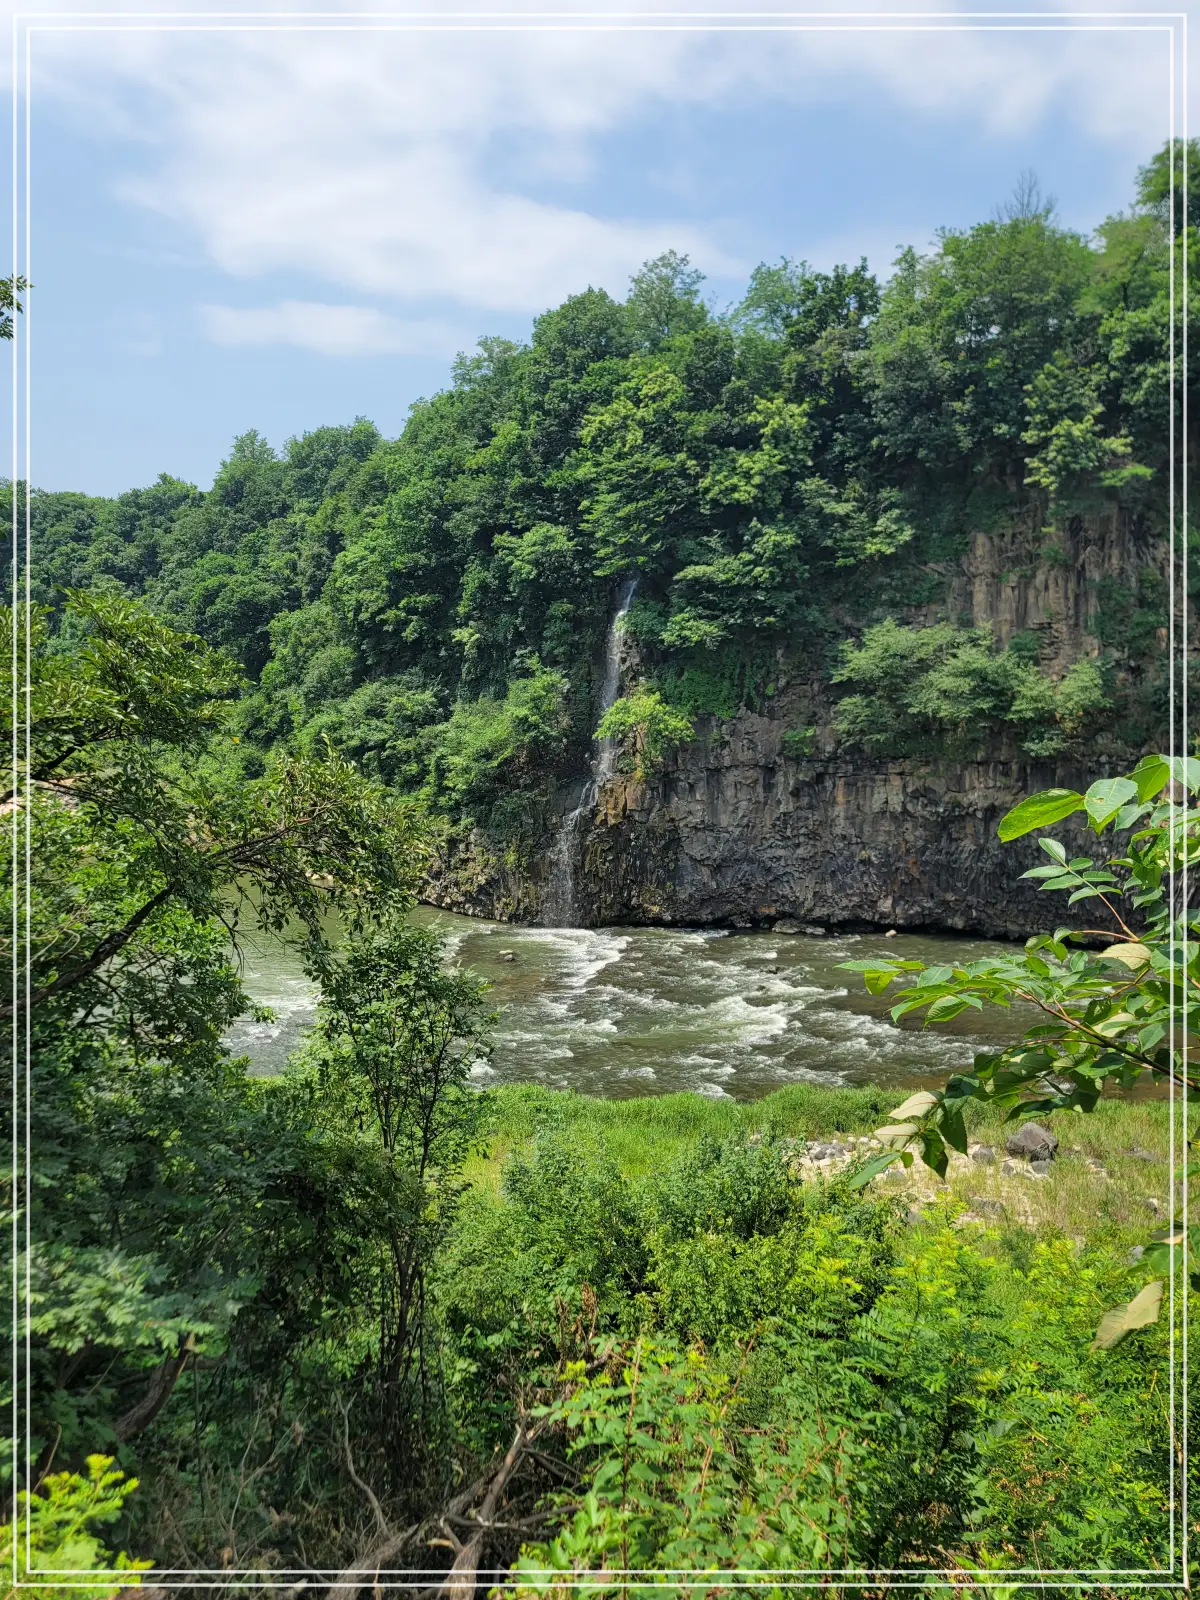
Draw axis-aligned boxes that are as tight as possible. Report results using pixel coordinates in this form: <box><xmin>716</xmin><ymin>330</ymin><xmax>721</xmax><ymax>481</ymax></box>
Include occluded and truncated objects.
<box><xmin>468</xmin><ymin>1080</ymin><xmax>1186</xmax><ymax>1250</ymax></box>
<box><xmin>466</xmin><ymin>1081</ymin><xmax>899</xmax><ymax>1188</ymax></box>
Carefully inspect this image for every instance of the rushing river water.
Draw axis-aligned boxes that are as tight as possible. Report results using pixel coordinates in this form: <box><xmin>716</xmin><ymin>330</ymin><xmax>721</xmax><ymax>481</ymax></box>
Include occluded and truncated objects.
<box><xmin>225</xmin><ymin>909</ymin><xmax>1030</xmax><ymax>1099</ymax></box>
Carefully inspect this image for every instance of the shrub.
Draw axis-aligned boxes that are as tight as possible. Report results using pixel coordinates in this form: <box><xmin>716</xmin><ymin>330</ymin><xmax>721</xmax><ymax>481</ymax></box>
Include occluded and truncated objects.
<box><xmin>3</xmin><ymin>1456</ymin><xmax>151</xmax><ymax>1599</ymax></box>
<box><xmin>422</xmin><ymin>664</ymin><xmax>571</xmax><ymax>813</ymax></box>
<box><xmin>595</xmin><ymin>688</ymin><xmax>695</xmax><ymax>779</ymax></box>
<box><xmin>832</xmin><ymin>618</ymin><xmax>1109</xmax><ymax>757</ymax></box>
<box><xmin>781</xmin><ymin>724</ymin><xmax>816</xmax><ymax>757</ymax></box>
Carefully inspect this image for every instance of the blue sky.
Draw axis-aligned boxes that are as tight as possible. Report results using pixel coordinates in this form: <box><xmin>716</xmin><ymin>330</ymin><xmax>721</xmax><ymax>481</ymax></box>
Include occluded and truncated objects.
<box><xmin>9</xmin><ymin>3</ymin><xmax>1178</xmax><ymax>496</ymax></box>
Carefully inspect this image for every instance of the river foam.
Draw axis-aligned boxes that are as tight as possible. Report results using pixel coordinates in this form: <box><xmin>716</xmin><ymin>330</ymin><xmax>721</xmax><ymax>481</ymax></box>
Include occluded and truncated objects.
<box><xmin>230</xmin><ymin>909</ymin><xmax>1029</xmax><ymax>1099</ymax></box>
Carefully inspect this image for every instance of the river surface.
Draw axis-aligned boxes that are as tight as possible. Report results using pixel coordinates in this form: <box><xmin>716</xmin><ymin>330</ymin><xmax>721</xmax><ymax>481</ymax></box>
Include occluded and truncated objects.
<box><xmin>225</xmin><ymin>910</ymin><xmax>1031</xmax><ymax>1099</ymax></box>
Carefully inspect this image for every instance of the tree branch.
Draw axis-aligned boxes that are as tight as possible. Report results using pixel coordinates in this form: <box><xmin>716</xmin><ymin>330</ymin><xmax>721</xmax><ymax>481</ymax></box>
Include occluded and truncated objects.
<box><xmin>335</xmin><ymin>1394</ymin><xmax>389</xmax><ymax>1541</ymax></box>
<box><xmin>5</xmin><ymin>883</ymin><xmax>177</xmax><ymax>1020</ymax></box>
<box><xmin>113</xmin><ymin>1335</ymin><xmax>195</xmax><ymax>1442</ymax></box>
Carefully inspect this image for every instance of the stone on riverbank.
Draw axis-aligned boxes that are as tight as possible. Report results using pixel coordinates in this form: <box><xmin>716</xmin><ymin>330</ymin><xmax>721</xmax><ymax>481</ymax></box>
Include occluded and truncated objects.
<box><xmin>1005</xmin><ymin>1123</ymin><xmax>1059</xmax><ymax>1162</ymax></box>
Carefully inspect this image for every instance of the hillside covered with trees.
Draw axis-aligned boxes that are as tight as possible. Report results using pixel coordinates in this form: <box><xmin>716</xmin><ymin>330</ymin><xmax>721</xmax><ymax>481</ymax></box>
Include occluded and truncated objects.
<box><xmin>15</xmin><ymin>144</ymin><xmax>1196</xmax><ymax>867</ymax></box>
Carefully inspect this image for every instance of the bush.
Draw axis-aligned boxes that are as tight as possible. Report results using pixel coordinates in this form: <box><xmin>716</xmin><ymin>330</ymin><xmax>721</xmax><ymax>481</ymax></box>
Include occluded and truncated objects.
<box><xmin>511</xmin><ymin>1205</ymin><xmax>1173</xmax><ymax>1586</ymax></box>
<box><xmin>3</xmin><ymin>1456</ymin><xmax>151</xmax><ymax>1599</ymax></box>
<box><xmin>833</xmin><ymin>618</ymin><xmax>1109</xmax><ymax>757</ymax></box>
<box><xmin>422</xmin><ymin>664</ymin><xmax>571</xmax><ymax>813</ymax></box>
<box><xmin>595</xmin><ymin>688</ymin><xmax>695</xmax><ymax>778</ymax></box>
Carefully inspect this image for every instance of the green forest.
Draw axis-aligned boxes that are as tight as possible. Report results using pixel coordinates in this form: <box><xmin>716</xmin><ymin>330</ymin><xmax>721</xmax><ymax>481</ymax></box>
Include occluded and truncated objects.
<box><xmin>16</xmin><ymin>144</ymin><xmax>1197</xmax><ymax>852</ymax></box>
<box><xmin>5</xmin><ymin>143</ymin><xmax>1198</xmax><ymax>1595</ymax></box>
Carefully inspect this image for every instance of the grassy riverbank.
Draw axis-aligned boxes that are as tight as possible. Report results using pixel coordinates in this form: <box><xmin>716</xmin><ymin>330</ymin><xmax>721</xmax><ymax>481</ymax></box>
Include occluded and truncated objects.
<box><xmin>435</xmin><ymin>1082</ymin><xmax>1185</xmax><ymax>1584</ymax></box>
<box><xmin>469</xmin><ymin>1080</ymin><xmax>1177</xmax><ymax>1246</ymax></box>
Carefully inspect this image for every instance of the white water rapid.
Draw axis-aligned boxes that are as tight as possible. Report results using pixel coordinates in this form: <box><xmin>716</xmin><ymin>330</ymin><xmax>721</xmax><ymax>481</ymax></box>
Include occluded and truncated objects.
<box><xmin>542</xmin><ymin>579</ymin><xmax>637</xmax><ymax>927</ymax></box>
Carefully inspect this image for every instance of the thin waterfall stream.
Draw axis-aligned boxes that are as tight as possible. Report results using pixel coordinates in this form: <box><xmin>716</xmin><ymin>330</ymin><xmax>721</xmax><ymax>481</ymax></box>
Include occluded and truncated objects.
<box><xmin>542</xmin><ymin>579</ymin><xmax>638</xmax><ymax>927</ymax></box>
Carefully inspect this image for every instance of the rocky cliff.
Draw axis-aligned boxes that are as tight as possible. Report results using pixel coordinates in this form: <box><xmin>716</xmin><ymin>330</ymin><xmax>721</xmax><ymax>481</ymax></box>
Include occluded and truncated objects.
<box><xmin>422</xmin><ymin>512</ymin><xmax>1163</xmax><ymax>936</ymax></box>
<box><xmin>928</xmin><ymin>503</ymin><xmax>1167</xmax><ymax>670</ymax></box>
<box><xmin>423</xmin><ymin>721</ymin><xmax>1101</xmax><ymax>939</ymax></box>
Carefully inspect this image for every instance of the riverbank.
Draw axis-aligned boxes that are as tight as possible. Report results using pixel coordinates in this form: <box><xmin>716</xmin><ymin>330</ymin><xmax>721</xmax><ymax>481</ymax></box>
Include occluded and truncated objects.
<box><xmin>436</xmin><ymin>1079</ymin><xmax>1183</xmax><ymax>1581</ymax></box>
<box><xmin>468</xmin><ymin>1080</ymin><xmax>1179</xmax><ymax>1248</ymax></box>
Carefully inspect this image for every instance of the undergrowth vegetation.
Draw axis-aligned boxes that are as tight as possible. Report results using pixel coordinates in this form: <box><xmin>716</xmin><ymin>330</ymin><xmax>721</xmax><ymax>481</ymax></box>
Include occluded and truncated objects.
<box><xmin>444</xmin><ymin>1085</ymin><xmax>1181</xmax><ymax>1586</ymax></box>
<box><xmin>4</xmin><ymin>591</ymin><xmax>1194</xmax><ymax>1596</ymax></box>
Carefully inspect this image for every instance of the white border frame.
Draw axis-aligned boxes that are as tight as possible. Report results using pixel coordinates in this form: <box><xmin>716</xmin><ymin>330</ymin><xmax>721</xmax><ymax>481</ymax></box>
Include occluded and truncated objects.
<box><xmin>7</xmin><ymin>6</ymin><xmax>1191</xmax><ymax>1590</ymax></box>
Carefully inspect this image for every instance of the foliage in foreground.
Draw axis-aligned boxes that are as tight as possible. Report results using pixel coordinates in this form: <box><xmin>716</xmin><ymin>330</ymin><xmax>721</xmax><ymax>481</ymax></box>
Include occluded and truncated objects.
<box><xmin>3</xmin><ymin>595</ymin><xmax>490</xmax><ymax>1580</ymax></box>
<box><xmin>430</xmin><ymin>1113</ymin><xmax>1175</xmax><ymax>1589</ymax></box>
<box><xmin>3</xmin><ymin>1456</ymin><xmax>150</xmax><ymax>1600</ymax></box>
<box><xmin>839</xmin><ymin>752</ymin><xmax>1200</xmax><ymax>1344</ymax></box>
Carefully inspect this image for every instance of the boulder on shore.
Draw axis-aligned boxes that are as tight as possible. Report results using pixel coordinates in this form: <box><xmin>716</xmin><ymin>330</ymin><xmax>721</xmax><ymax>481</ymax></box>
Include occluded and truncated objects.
<box><xmin>1005</xmin><ymin>1123</ymin><xmax>1059</xmax><ymax>1162</ymax></box>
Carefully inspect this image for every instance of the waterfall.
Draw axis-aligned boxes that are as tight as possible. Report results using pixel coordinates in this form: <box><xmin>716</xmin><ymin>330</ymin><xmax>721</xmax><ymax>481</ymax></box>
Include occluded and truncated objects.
<box><xmin>542</xmin><ymin>579</ymin><xmax>637</xmax><ymax>927</ymax></box>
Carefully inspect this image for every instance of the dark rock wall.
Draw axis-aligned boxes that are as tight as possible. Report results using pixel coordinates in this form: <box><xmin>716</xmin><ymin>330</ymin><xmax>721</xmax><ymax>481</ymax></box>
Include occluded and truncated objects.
<box><xmin>424</xmin><ymin>718</ymin><xmax>1104</xmax><ymax>938</ymax></box>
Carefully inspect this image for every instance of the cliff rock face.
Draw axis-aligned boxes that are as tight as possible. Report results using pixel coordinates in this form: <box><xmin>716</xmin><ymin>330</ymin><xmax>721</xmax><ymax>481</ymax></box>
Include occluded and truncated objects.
<box><xmin>578</xmin><ymin>726</ymin><xmax>1098</xmax><ymax>938</ymax></box>
<box><xmin>423</xmin><ymin>719</ymin><xmax>1099</xmax><ymax>938</ymax></box>
<box><xmin>921</xmin><ymin>504</ymin><xmax>1166</xmax><ymax>670</ymax></box>
<box><xmin>422</xmin><ymin>514</ymin><xmax>1158</xmax><ymax>934</ymax></box>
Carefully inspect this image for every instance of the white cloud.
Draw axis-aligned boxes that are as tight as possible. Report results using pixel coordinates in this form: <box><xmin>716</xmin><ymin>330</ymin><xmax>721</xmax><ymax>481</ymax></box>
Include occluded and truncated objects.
<box><xmin>200</xmin><ymin>300</ymin><xmax>468</xmax><ymax>358</ymax></box>
<box><xmin>158</xmin><ymin>152</ymin><xmax>741</xmax><ymax>313</ymax></box>
<box><xmin>20</xmin><ymin>0</ymin><xmax>1183</xmax><ymax>319</ymax></box>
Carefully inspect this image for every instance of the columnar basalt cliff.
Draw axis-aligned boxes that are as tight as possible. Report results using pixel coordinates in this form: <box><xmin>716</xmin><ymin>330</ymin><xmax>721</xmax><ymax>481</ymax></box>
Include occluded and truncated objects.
<box><xmin>422</xmin><ymin>513</ymin><xmax>1162</xmax><ymax>936</ymax></box>
<box><xmin>930</xmin><ymin>504</ymin><xmax>1167</xmax><ymax>669</ymax></box>
<box><xmin>423</xmin><ymin>724</ymin><xmax>1098</xmax><ymax>938</ymax></box>
<box><xmin>577</xmin><ymin>730</ymin><xmax>1097</xmax><ymax>938</ymax></box>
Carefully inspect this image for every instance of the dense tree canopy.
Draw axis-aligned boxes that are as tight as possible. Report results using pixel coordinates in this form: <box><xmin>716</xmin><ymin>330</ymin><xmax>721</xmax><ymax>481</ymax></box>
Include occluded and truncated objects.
<box><xmin>11</xmin><ymin>145</ymin><xmax>1193</xmax><ymax>844</ymax></box>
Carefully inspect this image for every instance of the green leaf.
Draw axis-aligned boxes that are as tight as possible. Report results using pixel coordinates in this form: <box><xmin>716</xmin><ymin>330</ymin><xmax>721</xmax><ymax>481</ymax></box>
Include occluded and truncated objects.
<box><xmin>1100</xmin><ymin>943</ymin><xmax>1152</xmax><ymax>968</ymax></box>
<box><xmin>1084</xmin><ymin>777</ymin><xmax>1138</xmax><ymax>831</ymax></box>
<box><xmin>997</xmin><ymin>789</ymin><xmax>1084</xmax><ymax>841</ymax></box>
<box><xmin>863</xmin><ymin>969</ymin><xmax>897</xmax><ymax>996</ymax></box>
<box><xmin>1092</xmin><ymin>1011</ymin><xmax>1136</xmax><ymax>1037</ymax></box>
<box><xmin>1168</xmin><ymin>755</ymin><xmax>1200</xmax><ymax>793</ymax></box>
<box><xmin>1091</xmin><ymin>1279</ymin><xmax>1164</xmax><ymax>1350</ymax></box>
<box><xmin>925</xmin><ymin>994</ymin><xmax>971</xmax><ymax>1022</ymax></box>
<box><xmin>888</xmin><ymin>1090</ymin><xmax>941</xmax><ymax>1121</ymax></box>
<box><xmin>941</xmin><ymin>1107</ymin><xmax>969</xmax><ymax>1155</ymax></box>
<box><xmin>846</xmin><ymin>1151</ymin><xmax>902</xmax><ymax>1190</ymax></box>
<box><xmin>874</xmin><ymin>1122</ymin><xmax>921</xmax><ymax>1143</ymax></box>
<box><xmin>918</xmin><ymin>1129</ymin><xmax>949</xmax><ymax>1179</ymax></box>
<box><xmin>1114</xmin><ymin>802</ymin><xmax>1149</xmax><ymax>832</ymax></box>
<box><xmin>1131</xmin><ymin>754</ymin><xmax>1172</xmax><ymax>801</ymax></box>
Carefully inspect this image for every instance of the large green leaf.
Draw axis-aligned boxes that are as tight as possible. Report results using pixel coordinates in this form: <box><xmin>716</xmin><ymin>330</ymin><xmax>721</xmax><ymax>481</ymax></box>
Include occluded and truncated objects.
<box><xmin>1090</xmin><ymin>1279</ymin><xmax>1163</xmax><ymax>1350</ymax></box>
<box><xmin>888</xmin><ymin>1090</ymin><xmax>941</xmax><ymax>1121</ymax></box>
<box><xmin>863</xmin><ymin>969</ymin><xmax>897</xmax><ymax>995</ymax></box>
<box><xmin>846</xmin><ymin>1151</ymin><xmax>902</xmax><ymax>1190</ymax></box>
<box><xmin>1099</xmin><ymin>943</ymin><xmax>1152</xmax><ymax>968</ymax></box>
<box><xmin>1083</xmin><ymin>777</ymin><xmax>1138</xmax><ymax>831</ymax></box>
<box><xmin>1168</xmin><ymin>755</ymin><xmax>1200</xmax><ymax>793</ymax></box>
<box><xmin>1131</xmin><ymin>754</ymin><xmax>1171</xmax><ymax>802</ymax></box>
<box><xmin>997</xmin><ymin>789</ymin><xmax>1084</xmax><ymax>842</ymax></box>
<box><xmin>874</xmin><ymin>1121</ymin><xmax>921</xmax><ymax>1143</ymax></box>
<box><xmin>940</xmin><ymin>1106</ymin><xmax>969</xmax><ymax>1155</ymax></box>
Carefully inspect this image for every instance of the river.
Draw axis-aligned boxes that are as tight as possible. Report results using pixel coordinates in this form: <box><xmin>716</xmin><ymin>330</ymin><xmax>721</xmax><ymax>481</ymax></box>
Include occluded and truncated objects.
<box><xmin>225</xmin><ymin>910</ymin><xmax>1031</xmax><ymax>1099</ymax></box>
